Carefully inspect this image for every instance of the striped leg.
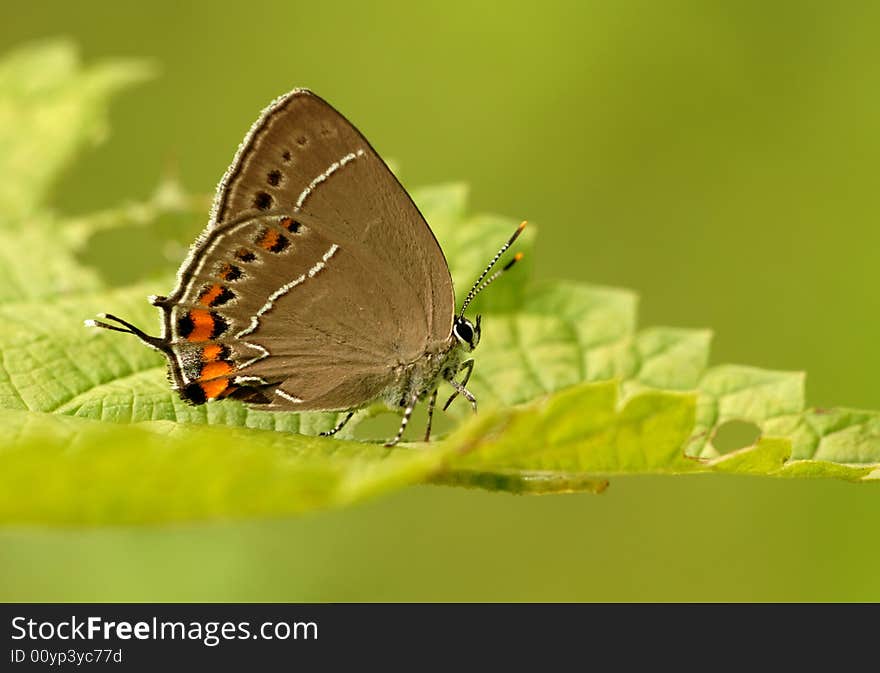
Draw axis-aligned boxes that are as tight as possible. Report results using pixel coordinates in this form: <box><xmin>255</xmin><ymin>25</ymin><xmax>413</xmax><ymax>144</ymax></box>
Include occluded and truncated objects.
<box><xmin>443</xmin><ymin>358</ymin><xmax>477</xmax><ymax>411</ymax></box>
<box><xmin>320</xmin><ymin>410</ymin><xmax>355</xmax><ymax>437</ymax></box>
<box><xmin>386</xmin><ymin>393</ymin><xmax>418</xmax><ymax>447</ymax></box>
<box><xmin>423</xmin><ymin>389</ymin><xmax>439</xmax><ymax>442</ymax></box>
<box><xmin>448</xmin><ymin>379</ymin><xmax>477</xmax><ymax>414</ymax></box>
<box><xmin>443</xmin><ymin>359</ymin><xmax>476</xmax><ymax>412</ymax></box>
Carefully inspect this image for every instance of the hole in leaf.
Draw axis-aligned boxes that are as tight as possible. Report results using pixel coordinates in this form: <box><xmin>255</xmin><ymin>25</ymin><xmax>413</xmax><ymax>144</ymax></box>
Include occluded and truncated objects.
<box><xmin>712</xmin><ymin>420</ymin><xmax>761</xmax><ymax>454</ymax></box>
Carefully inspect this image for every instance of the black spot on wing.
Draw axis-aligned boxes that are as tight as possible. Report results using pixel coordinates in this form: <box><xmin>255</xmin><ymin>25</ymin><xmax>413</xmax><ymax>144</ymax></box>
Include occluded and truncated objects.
<box><xmin>210</xmin><ymin>313</ymin><xmax>229</xmax><ymax>339</ymax></box>
<box><xmin>177</xmin><ymin>313</ymin><xmax>194</xmax><ymax>338</ymax></box>
<box><xmin>182</xmin><ymin>382</ymin><xmax>207</xmax><ymax>405</ymax></box>
<box><xmin>253</xmin><ymin>192</ymin><xmax>273</xmax><ymax>210</ymax></box>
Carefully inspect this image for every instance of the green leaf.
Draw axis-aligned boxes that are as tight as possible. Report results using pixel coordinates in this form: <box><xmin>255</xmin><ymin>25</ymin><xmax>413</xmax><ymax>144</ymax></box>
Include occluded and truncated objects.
<box><xmin>0</xmin><ymin>40</ymin><xmax>157</xmax><ymax>304</ymax></box>
<box><xmin>0</xmin><ymin>408</ymin><xmax>451</xmax><ymax>525</ymax></box>
<box><xmin>1</xmin><ymin>39</ymin><xmax>880</xmax><ymax>526</ymax></box>
<box><xmin>0</xmin><ymin>224</ymin><xmax>103</xmax><ymax>304</ymax></box>
<box><xmin>0</xmin><ymin>40</ymin><xmax>152</xmax><ymax>222</ymax></box>
<box><xmin>441</xmin><ymin>382</ymin><xmax>879</xmax><ymax>487</ymax></box>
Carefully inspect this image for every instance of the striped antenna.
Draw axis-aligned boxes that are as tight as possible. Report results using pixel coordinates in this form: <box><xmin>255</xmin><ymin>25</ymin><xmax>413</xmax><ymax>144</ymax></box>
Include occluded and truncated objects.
<box><xmin>458</xmin><ymin>221</ymin><xmax>526</xmax><ymax>317</ymax></box>
<box><xmin>470</xmin><ymin>252</ymin><xmax>524</xmax><ymax>300</ymax></box>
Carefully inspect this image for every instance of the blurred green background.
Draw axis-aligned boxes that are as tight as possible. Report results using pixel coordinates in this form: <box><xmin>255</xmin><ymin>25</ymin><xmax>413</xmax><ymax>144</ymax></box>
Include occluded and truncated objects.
<box><xmin>2</xmin><ymin>0</ymin><xmax>879</xmax><ymax>601</ymax></box>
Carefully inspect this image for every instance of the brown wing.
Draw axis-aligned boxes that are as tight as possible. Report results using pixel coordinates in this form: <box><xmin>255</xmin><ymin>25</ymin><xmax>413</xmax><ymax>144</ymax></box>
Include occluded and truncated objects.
<box><xmin>157</xmin><ymin>211</ymin><xmax>400</xmax><ymax>408</ymax></box>
<box><xmin>209</xmin><ymin>88</ymin><xmax>453</xmax><ymax>345</ymax></box>
<box><xmin>158</xmin><ymin>89</ymin><xmax>453</xmax><ymax>410</ymax></box>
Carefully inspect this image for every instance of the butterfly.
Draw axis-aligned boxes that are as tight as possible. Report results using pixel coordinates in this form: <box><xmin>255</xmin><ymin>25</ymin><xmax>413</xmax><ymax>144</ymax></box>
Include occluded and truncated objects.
<box><xmin>87</xmin><ymin>89</ymin><xmax>525</xmax><ymax>446</ymax></box>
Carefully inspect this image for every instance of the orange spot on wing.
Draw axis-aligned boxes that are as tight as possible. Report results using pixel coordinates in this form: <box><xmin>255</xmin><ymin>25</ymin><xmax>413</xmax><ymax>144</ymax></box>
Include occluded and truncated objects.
<box><xmin>199</xmin><ymin>359</ymin><xmax>234</xmax><ymax>400</ymax></box>
<box><xmin>188</xmin><ymin>309</ymin><xmax>214</xmax><ymax>342</ymax></box>
<box><xmin>219</xmin><ymin>263</ymin><xmax>242</xmax><ymax>281</ymax></box>
<box><xmin>200</xmin><ymin>360</ymin><xmax>233</xmax><ymax>381</ymax></box>
<box><xmin>202</xmin><ymin>344</ymin><xmax>223</xmax><ymax>362</ymax></box>
<box><xmin>200</xmin><ymin>378</ymin><xmax>230</xmax><ymax>399</ymax></box>
<box><xmin>258</xmin><ymin>228</ymin><xmax>281</xmax><ymax>250</ymax></box>
<box><xmin>199</xmin><ymin>284</ymin><xmax>224</xmax><ymax>306</ymax></box>
<box><xmin>279</xmin><ymin>217</ymin><xmax>301</xmax><ymax>233</ymax></box>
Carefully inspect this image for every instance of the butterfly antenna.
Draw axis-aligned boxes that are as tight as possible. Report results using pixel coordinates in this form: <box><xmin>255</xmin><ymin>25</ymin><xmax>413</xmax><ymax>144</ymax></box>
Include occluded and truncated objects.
<box><xmin>472</xmin><ymin>252</ymin><xmax>524</xmax><ymax>298</ymax></box>
<box><xmin>459</xmin><ymin>221</ymin><xmax>527</xmax><ymax>317</ymax></box>
<box><xmin>84</xmin><ymin>313</ymin><xmax>165</xmax><ymax>349</ymax></box>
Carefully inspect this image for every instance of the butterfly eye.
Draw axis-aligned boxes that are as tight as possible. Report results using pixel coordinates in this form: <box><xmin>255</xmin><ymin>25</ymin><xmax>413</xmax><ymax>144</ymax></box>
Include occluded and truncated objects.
<box><xmin>454</xmin><ymin>318</ymin><xmax>477</xmax><ymax>349</ymax></box>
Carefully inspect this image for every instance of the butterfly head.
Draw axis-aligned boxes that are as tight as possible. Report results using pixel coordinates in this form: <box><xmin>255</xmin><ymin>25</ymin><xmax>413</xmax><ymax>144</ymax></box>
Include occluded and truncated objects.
<box><xmin>453</xmin><ymin>314</ymin><xmax>482</xmax><ymax>351</ymax></box>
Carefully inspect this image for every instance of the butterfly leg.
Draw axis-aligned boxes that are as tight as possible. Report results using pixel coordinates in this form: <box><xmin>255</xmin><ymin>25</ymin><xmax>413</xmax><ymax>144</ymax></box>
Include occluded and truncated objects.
<box><xmin>386</xmin><ymin>392</ymin><xmax>418</xmax><ymax>447</ymax></box>
<box><xmin>443</xmin><ymin>359</ymin><xmax>476</xmax><ymax>412</ymax></box>
<box><xmin>423</xmin><ymin>388</ymin><xmax>439</xmax><ymax>442</ymax></box>
<box><xmin>447</xmin><ymin>379</ymin><xmax>478</xmax><ymax>414</ymax></box>
<box><xmin>319</xmin><ymin>410</ymin><xmax>355</xmax><ymax>437</ymax></box>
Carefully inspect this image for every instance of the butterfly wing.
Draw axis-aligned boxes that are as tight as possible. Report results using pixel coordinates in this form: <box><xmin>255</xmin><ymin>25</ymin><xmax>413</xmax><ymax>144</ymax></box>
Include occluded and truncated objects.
<box><xmin>210</xmin><ymin>88</ymin><xmax>453</xmax><ymax>343</ymax></box>
<box><xmin>157</xmin><ymin>89</ymin><xmax>454</xmax><ymax>410</ymax></box>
